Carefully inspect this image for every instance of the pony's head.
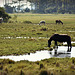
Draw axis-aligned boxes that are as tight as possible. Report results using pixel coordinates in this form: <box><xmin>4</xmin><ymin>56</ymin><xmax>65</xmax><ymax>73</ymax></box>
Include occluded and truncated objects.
<box><xmin>48</xmin><ymin>40</ymin><xmax>51</xmax><ymax>47</ymax></box>
<box><xmin>61</xmin><ymin>22</ymin><xmax>63</xmax><ymax>25</ymax></box>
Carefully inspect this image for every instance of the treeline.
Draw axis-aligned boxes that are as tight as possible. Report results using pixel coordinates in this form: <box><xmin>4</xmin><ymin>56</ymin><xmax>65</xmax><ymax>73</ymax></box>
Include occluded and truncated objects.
<box><xmin>28</xmin><ymin>0</ymin><xmax>75</xmax><ymax>14</ymax></box>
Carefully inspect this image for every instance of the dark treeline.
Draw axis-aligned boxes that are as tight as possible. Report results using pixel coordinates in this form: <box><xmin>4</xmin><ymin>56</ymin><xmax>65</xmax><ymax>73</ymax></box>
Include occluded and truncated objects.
<box><xmin>28</xmin><ymin>0</ymin><xmax>75</xmax><ymax>14</ymax></box>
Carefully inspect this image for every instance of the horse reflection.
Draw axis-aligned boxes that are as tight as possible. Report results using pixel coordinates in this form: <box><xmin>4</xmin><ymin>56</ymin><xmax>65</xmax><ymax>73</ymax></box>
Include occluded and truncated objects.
<box><xmin>50</xmin><ymin>46</ymin><xmax>71</xmax><ymax>58</ymax></box>
<box><xmin>48</xmin><ymin>34</ymin><xmax>72</xmax><ymax>52</ymax></box>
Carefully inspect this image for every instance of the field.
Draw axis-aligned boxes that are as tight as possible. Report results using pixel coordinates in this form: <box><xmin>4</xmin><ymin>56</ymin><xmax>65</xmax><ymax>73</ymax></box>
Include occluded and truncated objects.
<box><xmin>0</xmin><ymin>13</ymin><xmax>75</xmax><ymax>75</ymax></box>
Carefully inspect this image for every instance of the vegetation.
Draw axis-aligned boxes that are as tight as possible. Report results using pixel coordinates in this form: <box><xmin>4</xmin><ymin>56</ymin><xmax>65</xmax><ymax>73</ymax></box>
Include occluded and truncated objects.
<box><xmin>0</xmin><ymin>13</ymin><xmax>75</xmax><ymax>56</ymax></box>
<box><xmin>0</xmin><ymin>58</ymin><xmax>75</xmax><ymax>75</ymax></box>
<box><xmin>0</xmin><ymin>13</ymin><xmax>75</xmax><ymax>75</ymax></box>
<box><xmin>28</xmin><ymin>0</ymin><xmax>75</xmax><ymax>14</ymax></box>
<box><xmin>0</xmin><ymin>7</ymin><xmax>11</xmax><ymax>22</ymax></box>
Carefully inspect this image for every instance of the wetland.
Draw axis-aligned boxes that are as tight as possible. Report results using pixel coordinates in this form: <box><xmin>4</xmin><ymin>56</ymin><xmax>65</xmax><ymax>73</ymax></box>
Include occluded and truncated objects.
<box><xmin>0</xmin><ymin>46</ymin><xmax>75</xmax><ymax>62</ymax></box>
<box><xmin>0</xmin><ymin>14</ymin><xmax>75</xmax><ymax>75</ymax></box>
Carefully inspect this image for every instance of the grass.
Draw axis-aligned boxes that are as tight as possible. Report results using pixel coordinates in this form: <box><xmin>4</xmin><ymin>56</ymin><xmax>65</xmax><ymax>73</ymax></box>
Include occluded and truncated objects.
<box><xmin>0</xmin><ymin>58</ymin><xmax>75</xmax><ymax>75</ymax></box>
<box><xmin>10</xmin><ymin>13</ymin><xmax>75</xmax><ymax>24</ymax></box>
<box><xmin>0</xmin><ymin>13</ymin><xmax>75</xmax><ymax>75</ymax></box>
<box><xmin>0</xmin><ymin>13</ymin><xmax>75</xmax><ymax>55</ymax></box>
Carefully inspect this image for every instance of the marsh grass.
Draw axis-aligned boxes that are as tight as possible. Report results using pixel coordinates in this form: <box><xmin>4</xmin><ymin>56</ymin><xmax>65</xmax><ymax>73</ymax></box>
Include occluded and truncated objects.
<box><xmin>0</xmin><ymin>58</ymin><xmax>75</xmax><ymax>75</ymax></box>
<box><xmin>0</xmin><ymin>14</ymin><xmax>75</xmax><ymax>75</ymax></box>
<box><xmin>0</xmin><ymin>38</ymin><xmax>47</xmax><ymax>55</ymax></box>
<box><xmin>0</xmin><ymin>14</ymin><xmax>75</xmax><ymax>56</ymax></box>
<box><xmin>10</xmin><ymin>13</ymin><xmax>75</xmax><ymax>24</ymax></box>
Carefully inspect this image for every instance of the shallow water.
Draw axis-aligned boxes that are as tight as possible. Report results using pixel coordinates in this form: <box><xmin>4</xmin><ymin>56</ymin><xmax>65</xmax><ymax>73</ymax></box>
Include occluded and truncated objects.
<box><xmin>0</xmin><ymin>46</ymin><xmax>75</xmax><ymax>62</ymax></box>
<box><xmin>63</xmin><ymin>41</ymin><xmax>75</xmax><ymax>45</ymax></box>
<box><xmin>3</xmin><ymin>36</ymin><xmax>49</xmax><ymax>39</ymax></box>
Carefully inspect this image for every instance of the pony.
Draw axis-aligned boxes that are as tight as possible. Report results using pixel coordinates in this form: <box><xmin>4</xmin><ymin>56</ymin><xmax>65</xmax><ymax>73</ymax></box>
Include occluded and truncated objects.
<box><xmin>39</xmin><ymin>20</ymin><xmax>45</xmax><ymax>25</ymax></box>
<box><xmin>48</xmin><ymin>34</ymin><xmax>72</xmax><ymax>52</ymax></box>
<box><xmin>56</xmin><ymin>20</ymin><xmax>63</xmax><ymax>25</ymax></box>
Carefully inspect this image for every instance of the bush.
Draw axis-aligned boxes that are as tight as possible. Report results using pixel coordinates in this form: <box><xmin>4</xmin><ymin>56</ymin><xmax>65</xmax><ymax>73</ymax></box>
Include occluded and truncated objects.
<box><xmin>40</xmin><ymin>63</ymin><xmax>44</xmax><ymax>69</ymax></box>
<box><xmin>0</xmin><ymin>65</ymin><xmax>3</xmax><ymax>70</ymax></box>
<box><xmin>23</xmin><ymin>20</ymin><xmax>32</xmax><ymax>24</ymax></box>
<box><xmin>70</xmin><ymin>64</ymin><xmax>75</xmax><ymax>70</ymax></box>
<box><xmin>0</xmin><ymin>7</ymin><xmax>11</xmax><ymax>22</ymax></box>
<box><xmin>2</xmin><ymin>59</ymin><xmax>15</xmax><ymax>64</ymax></box>
<box><xmin>20</xmin><ymin>70</ymin><xmax>25</xmax><ymax>75</ymax></box>
<box><xmin>39</xmin><ymin>69</ymin><xmax>49</xmax><ymax>75</ymax></box>
<box><xmin>25</xmin><ymin>8</ymin><xmax>30</xmax><ymax>12</ymax></box>
<box><xmin>72</xmin><ymin>58</ymin><xmax>75</xmax><ymax>65</ymax></box>
<box><xmin>40</xmin><ymin>28</ymin><xmax>48</xmax><ymax>31</ymax></box>
<box><xmin>56</xmin><ymin>62</ymin><xmax>60</xmax><ymax>67</ymax></box>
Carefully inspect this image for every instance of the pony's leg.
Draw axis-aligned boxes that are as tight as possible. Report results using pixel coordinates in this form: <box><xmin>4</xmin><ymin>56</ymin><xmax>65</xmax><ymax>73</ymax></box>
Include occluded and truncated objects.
<box><xmin>69</xmin><ymin>43</ymin><xmax>72</xmax><ymax>52</ymax></box>
<box><xmin>67</xmin><ymin>42</ymin><xmax>72</xmax><ymax>52</ymax></box>
<box><xmin>67</xmin><ymin>42</ymin><xmax>70</xmax><ymax>52</ymax></box>
<box><xmin>55</xmin><ymin>41</ymin><xmax>58</xmax><ymax>48</ymax></box>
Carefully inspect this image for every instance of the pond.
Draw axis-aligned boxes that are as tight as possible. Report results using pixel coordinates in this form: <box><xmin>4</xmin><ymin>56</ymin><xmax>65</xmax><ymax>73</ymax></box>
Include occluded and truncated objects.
<box><xmin>0</xmin><ymin>46</ymin><xmax>75</xmax><ymax>62</ymax></box>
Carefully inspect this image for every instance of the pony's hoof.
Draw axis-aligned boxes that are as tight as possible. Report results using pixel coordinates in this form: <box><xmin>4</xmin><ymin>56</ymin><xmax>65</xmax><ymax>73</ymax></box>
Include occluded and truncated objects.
<box><xmin>67</xmin><ymin>50</ymin><xmax>71</xmax><ymax>52</ymax></box>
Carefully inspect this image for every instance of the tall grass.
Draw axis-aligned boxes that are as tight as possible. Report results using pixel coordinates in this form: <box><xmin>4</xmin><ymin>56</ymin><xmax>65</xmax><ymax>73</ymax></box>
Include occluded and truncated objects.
<box><xmin>0</xmin><ymin>58</ymin><xmax>75</xmax><ymax>75</ymax></box>
<box><xmin>0</xmin><ymin>13</ymin><xmax>75</xmax><ymax>55</ymax></box>
<box><xmin>9</xmin><ymin>13</ymin><xmax>75</xmax><ymax>23</ymax></box>
<box><xmin>0</xmin><ymin>13</ymin><xmax>75</xmax><ymax>75</ymax></box>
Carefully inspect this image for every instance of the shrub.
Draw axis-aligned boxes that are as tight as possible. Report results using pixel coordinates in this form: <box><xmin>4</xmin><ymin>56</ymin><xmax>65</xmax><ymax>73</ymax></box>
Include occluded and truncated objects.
<box><xmin>36</xmin><ymin>61</ymin><xmax>39</xmax><ymax>65</ymax></box>
<box><xmin>0</xmin><ymin>65</ymin><xmax>3</xmax><ymax>70</ymax></box>
<box><xmin>40</xmin><ymin>28</ymin><xmax>48</xmax><ymax>31</ymax></box>
<box><xmin>2</xmin><ymin>59</ymin><xmax>15</xmax><ymax>64</ymax></box>
<box><xmin>70</xmin><ymin>64</ymin><xmax>75</xmax><ymax>70</ymax></box>
<box><xmin>0</xmin><ymin>7</ymin><xmax>11</xmax><ymax>22</ymax></box>
<box><xmin>23</xmin><ymin>21</ymin><xmax>32</xmax><ymax>24</ymax></box>
<box><xmin>56</xmin><ymin>62</ymin><xmax>60</xmax><ymax>67</ymax></box>
<box><xmin>39</xmin><ymin>69</ymin><xmax>49</xmax><ymax>75</ymax></box>
<box><xmin>8</xmin><ymin>20</ymin><xmax>14</xmax><ymax>23</ymax></box>
<box><xmin>20</xmin><ymin>70</ymin><xmax>25</xmax><ymax>75</ymax></box>
<box><xmin>36</xmin><ymin>33</ymin><xmax>43</xmax><ymax>35</ymax></box>
<box><xmin>72</xmin><ymin>58</ymin><xmax>75</xmax><ymax>65</ymax></box>
<box><xmin>25</xmin><ymin>8</ymin><xmax>30</xmax><ymax>12</ymax></box>
<box><xmin>40</xmin><ymin>63</ymin><xmax>44</xmax><ymax>69</ymax></box>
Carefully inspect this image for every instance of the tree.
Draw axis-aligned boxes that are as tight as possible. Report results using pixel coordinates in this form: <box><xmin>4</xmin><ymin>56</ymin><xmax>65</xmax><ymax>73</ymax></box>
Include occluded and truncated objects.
<box><xmin>25</xmin><ymin>7</ymin><xmax>30</xmax><ymax>12</ymax></box>
<box><xmin>18</xmin><ymin>0</ymin><xmax>24</xmax><ymax>10</ymax></box>
<box><xmin>28</xmin><ymin>0</ymin><xmax>75</xmax><ymax>14</ymax></box>
<box><xmin>0</xmin><ymin>7</ymin><xmax>11</xmax><ymax>22</ymax></box>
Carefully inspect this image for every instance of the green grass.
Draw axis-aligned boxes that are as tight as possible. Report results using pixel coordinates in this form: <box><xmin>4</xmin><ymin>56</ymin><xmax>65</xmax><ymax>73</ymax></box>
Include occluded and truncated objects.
<box><xmin>0</xmin><ymin>13</ymin><xmax>75</xmax><ymax>55</ymax></box>
<box><xmin>0</xmin><ymin>13</ymin><xmax>75</xmax><ymax>75</ymax></box>
<box><xmin>0</xmin><ymin>38</ymin><xmax>47</xmax><ymax>55</ymax></box>
<box><xmin>0</xmin><ymin>58</ymin><xmax>75</xmax><ymax>75</ymax></box>
<box><xmin>10</xmin><ymin>13</ymin><xmax>75</xmax><ymax>24</ymax></box>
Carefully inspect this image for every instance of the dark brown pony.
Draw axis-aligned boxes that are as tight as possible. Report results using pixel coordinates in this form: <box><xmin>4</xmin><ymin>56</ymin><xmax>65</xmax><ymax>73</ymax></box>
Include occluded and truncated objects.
<box><xmin>56</xmin><ymin>20</ymin><xmax>63</xmax><ymax>25</ymax></box>
<box><xmin>48</xmin><ymin>34</ymin><xmax>72</xmax><ymax>52</ymax></box>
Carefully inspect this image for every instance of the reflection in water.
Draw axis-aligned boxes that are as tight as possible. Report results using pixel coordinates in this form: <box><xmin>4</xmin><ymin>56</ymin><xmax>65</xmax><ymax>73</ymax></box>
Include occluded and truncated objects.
<box><xmin>50</xmin><ymin>46</ymin><xmax>71</xmax><ymax>58</ymax></box>
<box><xmin>0</xmin><ymin>46</ymin><xmax>75</xmax><ymax>62</ymax></box>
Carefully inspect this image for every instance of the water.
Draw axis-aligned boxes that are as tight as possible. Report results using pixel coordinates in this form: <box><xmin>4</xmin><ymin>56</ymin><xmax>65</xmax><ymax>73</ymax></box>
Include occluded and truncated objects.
<box><xmin>0</xmin><ymin>46</ymin><xmax>75</xmax><ymax>62</ymax></box>
<box><xmin>3</xmin><ymin>36</ymin><xmax>49</xmax><ymax>39</ymax></box>
<box><xmin>63</xmin><ymin>41</ymin><xmax>75</xmax><ymax>45</ymax></box>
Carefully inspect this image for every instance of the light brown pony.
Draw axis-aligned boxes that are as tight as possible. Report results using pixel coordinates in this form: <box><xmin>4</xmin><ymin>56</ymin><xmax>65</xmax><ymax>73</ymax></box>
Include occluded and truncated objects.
<box><xmin>39</xmin><ymin>21</ymin><xmax>45</xmax><ymax>25</ymax></box>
